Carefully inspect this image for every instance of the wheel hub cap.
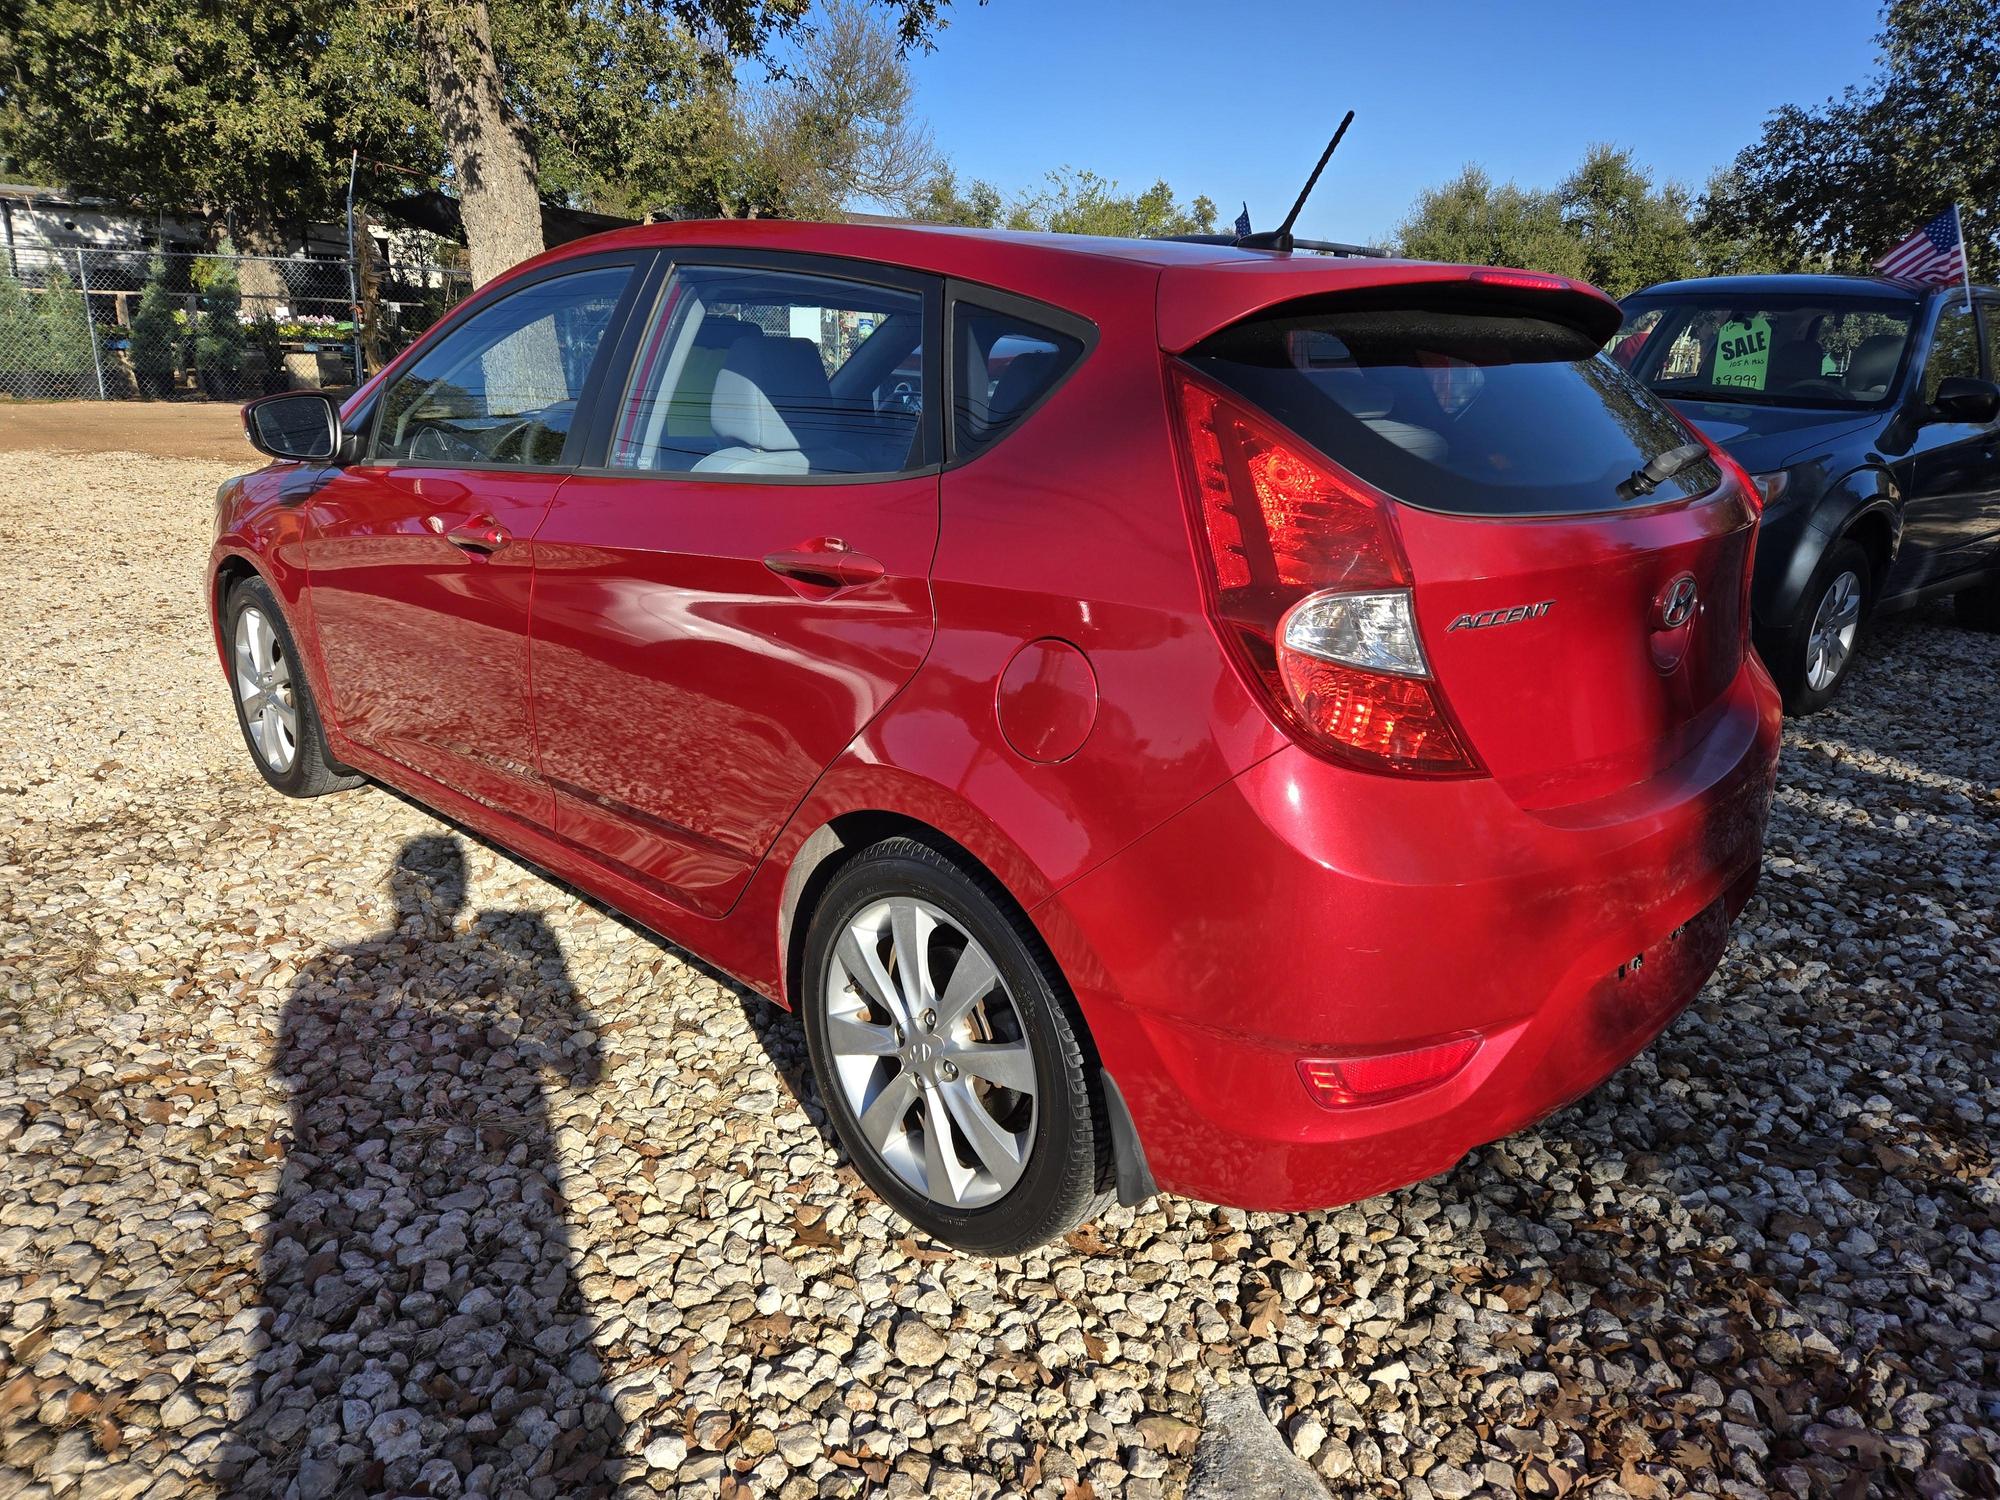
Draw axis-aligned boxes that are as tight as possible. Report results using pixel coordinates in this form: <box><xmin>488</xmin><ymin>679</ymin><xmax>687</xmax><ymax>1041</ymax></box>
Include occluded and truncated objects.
<box><xmin>234</xmin><ymin>605</ymin><xmax>299</xmax><ymax>773</ymax></box>
<box><xmin>824</xmin><ymin>896</ymin><xmax>1037</xmax><ymax>1209</ymax></box>
<box><xmin>1805</xmin><ymin>570</ymin><xmax>1861</xmax><ymax>692</ymax></box>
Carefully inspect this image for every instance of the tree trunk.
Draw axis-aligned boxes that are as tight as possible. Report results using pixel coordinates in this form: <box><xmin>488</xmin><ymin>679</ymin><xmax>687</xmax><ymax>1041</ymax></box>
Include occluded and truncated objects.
<box><xmin>233</xmin><ymin>218</ymin><xmax>289</xmax><ymax>309</ymax></box>
<box><xmin>413</xmin><ymin>0</ymin><xmax>545</xmax><ymax>287</ymax></box>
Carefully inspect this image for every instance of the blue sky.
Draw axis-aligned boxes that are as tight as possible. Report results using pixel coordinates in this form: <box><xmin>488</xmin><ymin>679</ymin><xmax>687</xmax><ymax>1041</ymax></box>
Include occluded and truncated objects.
<box><xmin>894</xmin><ymin>0</ymin><xmax>1886</xmax><ymax>243</ymax></box>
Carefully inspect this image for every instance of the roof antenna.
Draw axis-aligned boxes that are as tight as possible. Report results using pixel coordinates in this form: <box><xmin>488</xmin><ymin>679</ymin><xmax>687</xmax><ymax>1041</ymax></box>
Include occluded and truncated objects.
<box><xmin>1238</xmin><ymin>109</ymin><xmax>1355</xmax><ymax>254</ymax></box>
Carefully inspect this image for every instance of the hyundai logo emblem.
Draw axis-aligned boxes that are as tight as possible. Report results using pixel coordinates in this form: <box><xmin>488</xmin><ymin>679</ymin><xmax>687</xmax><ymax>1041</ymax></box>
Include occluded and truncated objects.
<box><xmin>1657</xmin><ymin>574</ymin><xmax>1699</xmax><ymax>630</ymax></box>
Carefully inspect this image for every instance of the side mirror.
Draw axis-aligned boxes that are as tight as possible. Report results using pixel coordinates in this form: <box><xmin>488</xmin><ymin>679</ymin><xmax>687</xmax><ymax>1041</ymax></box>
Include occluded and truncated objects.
<box><xmin>1929</xmin><ymin>375</ymin><xmax>2000</xmax><ymax>425</ymax></box>
<box><xmin>243</xmin><ymin>390</ymin><xmax>348</xmax><ymax>463</ymax></box>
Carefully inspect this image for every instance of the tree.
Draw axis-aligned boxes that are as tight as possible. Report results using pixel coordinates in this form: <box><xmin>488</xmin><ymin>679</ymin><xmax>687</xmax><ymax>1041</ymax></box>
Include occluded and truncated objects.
<box><xmin>400</xmin><ymin>0</ymin><xmax>955</xmax><ymax>283</ymax></box>
<box><xmin>1396</xmin><ymin>149</ymin><xmax>1728</xmax><ymax>296</ymax></box>
<box><xmin>913</xmin><ymin>167</ymin><xmax>1003</xmax><ymax>228</ymax></box>
<box><xmin>1395</xmin><ymin>167</ymin><xmax>1586</xmax><ymax>281</ymax></box>
<box><xmin>1701</xmin><ymin>0</ymin><xmax>2000</xmax><ymax>277</ymax></box>
<box><xmin>128</xmin><ymin>256</ymin><xmax>181</xmax><ymax>398</ymax></box>
<box><xmin>0</xmin><ymin>0</ymin><xmax>434</xmax><ymax>297</ymax></box>
<box><xmin>1002</xmin><ymin>169</ymin><xmax>1216</xmax><ymax>238</ymax></box>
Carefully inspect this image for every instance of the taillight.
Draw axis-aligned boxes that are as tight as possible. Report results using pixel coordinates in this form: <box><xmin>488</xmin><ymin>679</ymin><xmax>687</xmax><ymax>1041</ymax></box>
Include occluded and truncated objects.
<box><xmin>1170</xmin><ymin>364</ymin><xmax>1480</xmax><ymax>776</ymax></box>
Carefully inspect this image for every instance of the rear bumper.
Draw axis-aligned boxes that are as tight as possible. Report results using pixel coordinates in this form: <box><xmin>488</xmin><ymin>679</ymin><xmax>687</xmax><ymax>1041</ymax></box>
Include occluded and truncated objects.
<box><xmin>1036</xmin><ymin>657</ymin><xmax>1782</xmax><ymax>1212</ymax></box>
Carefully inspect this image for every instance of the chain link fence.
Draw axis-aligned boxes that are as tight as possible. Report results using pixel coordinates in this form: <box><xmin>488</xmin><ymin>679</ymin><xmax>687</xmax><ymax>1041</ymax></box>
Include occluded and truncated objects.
<box><xmin>0</xmin><ymin>246</ymin><xmax>472</xmax><ymax>402</ymax></box>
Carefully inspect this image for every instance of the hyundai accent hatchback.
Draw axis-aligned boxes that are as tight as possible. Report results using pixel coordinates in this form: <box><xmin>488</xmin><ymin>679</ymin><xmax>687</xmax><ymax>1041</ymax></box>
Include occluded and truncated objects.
<box><xmin>212</xmin><ymin>222</ymin><xmax>1781</xmax><ymax>1254</ymax></box>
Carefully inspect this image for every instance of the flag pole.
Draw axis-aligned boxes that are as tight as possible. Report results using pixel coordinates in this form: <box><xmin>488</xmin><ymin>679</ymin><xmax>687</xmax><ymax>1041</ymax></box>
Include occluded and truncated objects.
<box><xmin>1955</xmin><ymin>203</ymin><xmax>1975</xmax><ymax>311</ymax></box>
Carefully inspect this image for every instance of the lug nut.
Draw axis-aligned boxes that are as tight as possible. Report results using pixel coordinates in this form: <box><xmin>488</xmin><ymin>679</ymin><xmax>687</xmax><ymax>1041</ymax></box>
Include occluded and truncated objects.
<box><xmin>919</xmin><ymin>1008</ymin><xmax>937</xmax><ymax>1030</ymax></box>
<box><xmin>939</xmin><ymin>1060</ymin><xmax>959</xmax><ymax>1081</ymax></box>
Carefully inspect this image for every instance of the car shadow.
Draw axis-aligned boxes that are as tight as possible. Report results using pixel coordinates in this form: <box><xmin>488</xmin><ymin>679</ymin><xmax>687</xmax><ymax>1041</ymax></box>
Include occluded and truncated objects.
<box><xmin>214</xmin><ymin>834</ymin><xmax>627</xmax><ymax>1498</ymax></box>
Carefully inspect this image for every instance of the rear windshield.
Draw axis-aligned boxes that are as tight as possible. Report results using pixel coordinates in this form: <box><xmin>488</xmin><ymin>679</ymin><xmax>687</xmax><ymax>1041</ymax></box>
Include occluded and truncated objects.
<box><xmin>1612</xmin><ymin>294</ymin><xmax>1920</xmax><ymax>410</ymax></box>
<box><xmin>1187</xmin><ymin>304</ymin><xmax>1719</xmax><ymax>517</ymax></box>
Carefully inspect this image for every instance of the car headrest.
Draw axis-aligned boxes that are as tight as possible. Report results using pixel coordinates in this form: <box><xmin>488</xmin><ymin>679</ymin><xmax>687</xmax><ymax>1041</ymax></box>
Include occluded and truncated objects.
<box><xmin>693</xmin><ymin>313</ymin><xmax>756</xmax><ymax>351</ymax></box>
<box><xmin>1847</xmin><ymin>334</ymin><xmax>1902</xmax><ymax>395</ymax></box>
<box><xmin>1316</xmin><ymin>365</ymin><xmax>1394</xmax><ymax>421</ymax></box>
<box><xmin>1770</xmin><ymin>337</ymin><xmax>1825</xmax><ymax>388</ymax></box>
<box><xmin>710</xmin><ymin>336</ymin><xmax>830</xmax><ymax>452</ymax></box>
<box><xmin>987</xmin><ymin>351</ymin><xmax>1060</xmax><ymax>424</ymax></box>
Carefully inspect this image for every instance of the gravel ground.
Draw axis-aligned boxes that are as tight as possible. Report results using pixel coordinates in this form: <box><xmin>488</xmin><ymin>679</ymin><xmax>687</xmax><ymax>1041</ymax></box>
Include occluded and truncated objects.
<box><xmin>1</xmin><ymin>447</ymin><xmax>1996</xmax><ymax>1500</ymax></box>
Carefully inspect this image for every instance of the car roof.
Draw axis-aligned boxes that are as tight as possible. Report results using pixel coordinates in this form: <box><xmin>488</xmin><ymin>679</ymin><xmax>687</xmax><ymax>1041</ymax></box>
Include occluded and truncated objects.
<box><xmin>1626</xmin><ymin>272</ymin><xmax>1981</xmax><ymax>302</ymax></box>
<box><xmin>546</xmin><ymin>217</ymin><xmax>1282</xmax><ymax>272</ymax></box>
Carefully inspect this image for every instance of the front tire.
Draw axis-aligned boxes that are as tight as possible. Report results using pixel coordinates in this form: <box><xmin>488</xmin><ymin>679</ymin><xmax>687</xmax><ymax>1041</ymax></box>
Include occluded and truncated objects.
<box><xmin>801</xmin><ymin>838</ymin><xmax>1109</xmax><ymax>1255</ymax></box>
<box><xmin>1772</xmin><ymin>541</ymin><xmax>1871</xmax><ymax>715</ymax></box>
<box><xmin>224</xmin><ymin>576</ymin><xmax>360</xmax><ymax>798</ymax></box>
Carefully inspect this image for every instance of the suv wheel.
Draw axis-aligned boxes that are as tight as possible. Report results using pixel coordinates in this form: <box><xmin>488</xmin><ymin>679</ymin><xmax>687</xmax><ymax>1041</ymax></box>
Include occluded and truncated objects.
<box><xmin>801</xmin><ymin>838</ymin><xmax>1109</xmax><ymax>1255</ymax></box>
<box><xmin>226</xmin><ymin>577</ymin><xmax>361</xmax><ymax>797</ymax></box>
<box><xmin>1773</xmin><ymin>541</ymin><xmax>1870</xmax><ymax>715</ymax></box>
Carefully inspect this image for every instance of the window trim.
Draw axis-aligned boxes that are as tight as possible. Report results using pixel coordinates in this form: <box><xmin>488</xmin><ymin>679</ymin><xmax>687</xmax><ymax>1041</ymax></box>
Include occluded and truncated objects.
<box><xmin>357</xmin><ymin>250</ymin><xmax>653</xmax><ymax>474</ymax></box>
<box><xmin>942</xmin><ymin>279</ymin><xmax>1099</xmax><ymax>469</ymax></box>
<box><xmin>570</xmin><ymin>247</ymin><xmax>946</xmax><ymax>487</ymax></box>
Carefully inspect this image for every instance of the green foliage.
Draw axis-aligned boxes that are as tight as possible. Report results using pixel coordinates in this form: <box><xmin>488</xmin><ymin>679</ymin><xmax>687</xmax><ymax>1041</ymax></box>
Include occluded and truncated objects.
<box><xmin>913</xmin><ymin>168</ymin><xmax>1004</xmax><ymax>228</ymax></box>
<box><xmin>1019</xmin><ymin>170</ymin><xmax>1217</xmax><ymax>239</ymax></box>
<box><xmin>1397</xmin><ymin>147</ymin><xmax>1740</xmax><ymax>297</ymax></box>
<box><xmin>943</xmin><ymin>168</ymin><xmax>1216</xmax><ymax>239</ymax></box>
<box><xmin>0</xmin><ymin>265</ymin><xmax>96</xmax><ymax>386</ymax></box>
<box><xmin>1700</xmin><ymin>0</ymin><xmax>1999</xmax><ymax>277</ymax></box>
<box><xmin>128</xmin><ymin>257</ymin><xmax>182</xmax><ymax>395</ymax></box>
<box><xmin>193</xmin><ymin>247</ymin><xmax>244</xmax><ymax>379</ymax></box>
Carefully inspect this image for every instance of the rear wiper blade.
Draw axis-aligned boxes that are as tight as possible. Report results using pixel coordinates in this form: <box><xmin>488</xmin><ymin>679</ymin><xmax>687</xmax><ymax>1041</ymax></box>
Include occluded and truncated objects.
<box><xmin>1618</xmin><ymin>441</ymin><xmax>1707</xmax><ymax>501</ymax></box>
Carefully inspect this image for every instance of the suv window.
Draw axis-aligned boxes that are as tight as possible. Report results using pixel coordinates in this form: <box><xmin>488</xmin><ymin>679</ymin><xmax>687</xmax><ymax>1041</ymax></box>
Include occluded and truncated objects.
<box><xmin>374</xmin><ymin>266</ymin><xmax>631</xmax><ymax>467</ymax></box>
<box><xmin>607</xmin><ymin>264</ymin><xmax>927</xmax><ymax>477</ymax></box>
<box><xmin>953</xmin><ymin>304</ymin><xmax>1085</xmax><ymax>457</ymax></box>
<box><xmin>1613</xmin><ymin>295</ymin><xmax>1919</xmax><ymax>409</ymax></box>
<box><xmin>1190</xmin><ymin>302</ymin><xmax>1719</xmax><ymax>518</ymax></box>
<box><xmin>1923</xmin><ymin>299</ymin><xmax>1983</xmax><ymax>404</ymax></box>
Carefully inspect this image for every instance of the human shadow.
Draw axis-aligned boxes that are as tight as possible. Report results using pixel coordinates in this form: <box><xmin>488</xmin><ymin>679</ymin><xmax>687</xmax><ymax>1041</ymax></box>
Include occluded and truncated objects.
<box><xmin>216</xmin><ymin>834</ymin><xmax>625</xmax><ymax>1498</ymax></box>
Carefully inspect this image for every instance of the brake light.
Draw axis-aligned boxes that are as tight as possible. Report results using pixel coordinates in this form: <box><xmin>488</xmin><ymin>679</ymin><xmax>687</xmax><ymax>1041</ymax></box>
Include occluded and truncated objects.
<box><xmin>1297</xmin><ymin>1035</ymin><xmax>1479</xmax><ymax>1108</ymax></box>
<box><xmin>1674</xmin><ymin>418</ymin><xmax>1761</xmax><ymax>644</ymax></box>
<box><xmin>1467</xmin><ymin>268</ymin><xmax>1572</xmax><ymax>293</ymax></box>
<box><xmin>1170</xmin><ymin>364</ymin><xmax>1480</xmax><ymax>776</ymax></box>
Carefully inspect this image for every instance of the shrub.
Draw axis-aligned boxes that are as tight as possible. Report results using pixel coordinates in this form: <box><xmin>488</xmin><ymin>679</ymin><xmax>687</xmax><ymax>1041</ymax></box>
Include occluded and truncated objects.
<box><xmin>129</xmin><ymin>256</ymin><xmax>181</xmax><ymax>397</ymax></box>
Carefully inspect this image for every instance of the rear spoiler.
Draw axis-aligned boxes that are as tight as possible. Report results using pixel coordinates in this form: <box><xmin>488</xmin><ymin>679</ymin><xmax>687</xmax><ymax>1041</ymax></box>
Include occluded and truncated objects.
<box><xmin>1155</xmin><ymin>232</ymin><xmax>1393</xmax><ymax>259</ymax></box>
<box><xmin>1157</xmin><ymin>261</ymin><xmax>1624</xmax><ymax>353</ymax></box>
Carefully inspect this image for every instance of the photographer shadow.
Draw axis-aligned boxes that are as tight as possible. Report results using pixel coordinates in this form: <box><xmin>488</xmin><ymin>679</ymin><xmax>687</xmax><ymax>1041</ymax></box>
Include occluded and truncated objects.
<box><xmin>217</xmin><ymin>834</ymin><xmax>625</xmax><ymax>1498</ymax></box>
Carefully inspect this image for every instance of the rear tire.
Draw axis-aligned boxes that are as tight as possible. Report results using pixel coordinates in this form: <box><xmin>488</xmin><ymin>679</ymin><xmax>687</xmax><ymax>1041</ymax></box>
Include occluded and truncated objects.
<box><xmin>1772</xmin><ymin>540</ymin><xmax>1871</xmax><ymax>715</ymax></box>
<box><xmin>800</xmin><ymin>837</ymin><xmax>1110</xmax><ymax>1255</ymax></box>
<box><xmin>1954</xmin><ymin>578</ymin><xmax>2000</xmax><ymax>633</ymax></box>
<box><xmin>224</xmin><ymin>576</ymin><xmax>361</xmax><ymax>798</ymax></box>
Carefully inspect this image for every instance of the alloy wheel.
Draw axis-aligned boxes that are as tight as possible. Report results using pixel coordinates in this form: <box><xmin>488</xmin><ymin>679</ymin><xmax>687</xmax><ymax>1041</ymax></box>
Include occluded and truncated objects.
<box><xmin>234</xmin><ymin>605</ymin><xmax>299</xmax><ymax>773</ymax></box>
<box><xmin>1805</xmin><ymin>570</ymin><xmax>1862</xmax><ymax>692</ymax></box>
<box><xmin>823</xmin><ymin>897</ymin><xmax>1038</xmax><ymax>1209</ymax></box>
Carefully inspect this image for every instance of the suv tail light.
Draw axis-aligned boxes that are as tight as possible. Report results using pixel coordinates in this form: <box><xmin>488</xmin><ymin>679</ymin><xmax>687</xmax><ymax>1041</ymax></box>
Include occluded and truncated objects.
<box><xmin>1169</xmin><ymin>364</ymin><xmax>1480</xmax><ymax>776</ymax></box>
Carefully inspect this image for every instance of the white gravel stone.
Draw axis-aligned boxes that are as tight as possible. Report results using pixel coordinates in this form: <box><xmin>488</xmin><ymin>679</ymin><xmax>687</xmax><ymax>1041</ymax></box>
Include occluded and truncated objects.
<box><xmin>2</xmin><ymin>448</ymin><xmax>1997</xmax><ymax>1499</ymax></box>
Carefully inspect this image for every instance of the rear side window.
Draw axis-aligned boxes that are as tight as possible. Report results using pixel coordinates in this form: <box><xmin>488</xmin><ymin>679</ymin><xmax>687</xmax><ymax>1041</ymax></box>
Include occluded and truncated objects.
<box><xmin>607</xmin><ymin>263</ymin><xmax>928</xmax><ymax>478</ymax></box>
<box><xmin>953</xmin><ymin>304</ymin><xmax>1084</xmax><ymax>458</ymax></box>
<box><xmin>1923</xmin><ymin>300</ymin><xmax>1983</xmax><ymax>403</ymax></box>
<box><xmin>1187</xmin><ymin>303</ymin><xmax>1720</xmax><ymax>517</ymax></box>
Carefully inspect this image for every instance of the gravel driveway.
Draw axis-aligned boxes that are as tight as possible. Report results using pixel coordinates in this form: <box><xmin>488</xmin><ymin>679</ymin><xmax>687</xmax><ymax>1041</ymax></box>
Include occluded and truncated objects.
<box><xmin>2</xmin><ymin>448</ymin><xmax>1996</xmax><ymax>1499</ymax></box>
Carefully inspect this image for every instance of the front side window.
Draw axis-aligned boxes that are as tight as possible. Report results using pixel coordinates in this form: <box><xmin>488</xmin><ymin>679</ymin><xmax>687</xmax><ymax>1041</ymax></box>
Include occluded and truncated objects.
<box><xmin>607</xmin><ymin>264</ymin><xmax>928</xmax><ymax>477</ymax></box>
<box><xmin>373</xmin><ymin>265</ymin><xmax>632</xmax><ymax>467</ymax></box>
<box><xmin>953</xmin><ymin>304</ymin><xmax>1085</xmax><ymax>457</ymax></box>
<box><xmin>1922</xmin><ymin>300</ymin><xmax>1983</xmax><ymax>405</ymax></box>
<box><xmin>1615</xmin><ymin>294</ymin><xmax>1919</xmax><ymax>409</ymax></box>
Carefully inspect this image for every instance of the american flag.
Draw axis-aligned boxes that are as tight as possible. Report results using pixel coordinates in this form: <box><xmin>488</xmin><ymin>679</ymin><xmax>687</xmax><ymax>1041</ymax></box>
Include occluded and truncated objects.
<box><xmin>1234</xmin><ymin>202</ymin><xmax>1252</xmax><ymax>239</ymax></box>
<box><xmin>1873</xmin><ymin>206</ymin><xmax>1969</xmax><ymax>285</ymax></box>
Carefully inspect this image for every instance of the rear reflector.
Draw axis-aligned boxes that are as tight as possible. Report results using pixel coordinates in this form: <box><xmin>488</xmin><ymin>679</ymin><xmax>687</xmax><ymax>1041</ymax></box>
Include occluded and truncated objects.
<box><xmin>1297</xmin><ymin>1036</ymin><xmax>1480</xmax><ymax>1108</ymax></box>
<box><xmin>1170</xmin><ymin>364</ymin><xmax>1480</xmax><ymax>776</ymax></box>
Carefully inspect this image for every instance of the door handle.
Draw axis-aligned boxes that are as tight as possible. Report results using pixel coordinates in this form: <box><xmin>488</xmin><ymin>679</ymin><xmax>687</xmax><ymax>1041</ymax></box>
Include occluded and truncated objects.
<box><xmin>762</xmin><ymin>538</ymin><xmax>886</xmax><ymax>589</ymax></box>
<box><xmin>426</xmin><ymin>514</ymin><xmax>512</xmax><ymax>553</ymax></box>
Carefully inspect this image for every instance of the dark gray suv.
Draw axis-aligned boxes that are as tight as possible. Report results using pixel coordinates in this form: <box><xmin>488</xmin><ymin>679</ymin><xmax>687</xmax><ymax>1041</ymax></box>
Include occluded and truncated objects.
<box><xmin>1615</xmin><ymin>273</ymin><xmax>2000</xmax><ymax>712</ymax></box>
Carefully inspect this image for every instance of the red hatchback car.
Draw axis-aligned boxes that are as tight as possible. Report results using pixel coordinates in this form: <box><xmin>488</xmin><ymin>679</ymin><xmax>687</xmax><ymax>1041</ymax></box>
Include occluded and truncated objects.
<box><xmin>213</xmin><ymin>222</ymin><xmax>1781</xmax><ymax>1253</ymax></box>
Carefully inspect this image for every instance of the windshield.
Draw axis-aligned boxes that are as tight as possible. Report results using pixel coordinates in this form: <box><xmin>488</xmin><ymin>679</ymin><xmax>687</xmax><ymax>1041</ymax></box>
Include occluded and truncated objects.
<box><xmin>1610</xmin><ymin>294</ymin><xmax>1920</xmax><ymax>410</ymax></box>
